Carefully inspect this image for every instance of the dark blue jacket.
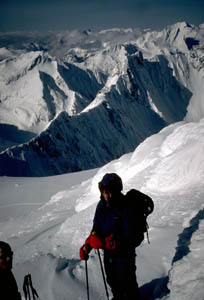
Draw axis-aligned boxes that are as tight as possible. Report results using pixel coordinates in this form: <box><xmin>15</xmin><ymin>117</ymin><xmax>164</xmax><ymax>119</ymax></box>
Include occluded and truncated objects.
<box><xmin>0</xmin><ymin>269</ymin><xmax>22</xmax><ymax>300</ymax></box>
<box><xmin>92</xmin><ymin>193</ymin><xmax>144</xmax><ymax>254</ymax></box>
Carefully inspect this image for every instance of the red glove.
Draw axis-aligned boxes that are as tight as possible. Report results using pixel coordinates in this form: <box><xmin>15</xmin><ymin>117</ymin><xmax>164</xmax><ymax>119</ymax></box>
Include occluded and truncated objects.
<box><xmin>105</xmin><ymin>233</ymin><xmax>116</xmax><ymax>250</ymax></box>
<box><xmin>80</xmin><ymin>232</ymin><xmax>103</xmax><ymax>260</ymax></box>
<box><xmin>80</xmin><ymin>243</ymin><xmax>92</xmax><ymax>260</ymax></box>
<box><xmin>86</xmin><ymin>232</ymin><xmax>103</xmax><ymax>249</ymax></box>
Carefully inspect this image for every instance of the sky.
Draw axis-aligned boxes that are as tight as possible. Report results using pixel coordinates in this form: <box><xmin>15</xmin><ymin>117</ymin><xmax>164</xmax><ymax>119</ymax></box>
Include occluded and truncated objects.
<box><xmin>0</xmin><ymin>0</ymin><xmax>204</xmax><ymax>32</ymax></box>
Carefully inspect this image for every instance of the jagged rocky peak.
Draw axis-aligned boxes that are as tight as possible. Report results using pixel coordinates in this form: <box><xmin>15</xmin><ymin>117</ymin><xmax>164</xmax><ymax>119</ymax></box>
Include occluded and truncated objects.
<box><xmin>162</xmin><ymin>21</ymin><xmax>202</xmax><ymax>51</ymax></box>
<box><xmin>165</xmin><ymin>21</ymin><xmax>195</xmax><ymax>36</ymax></box>
<box><xmin>1</xmin><ymin>51</ymin><xmax>53</xmax><ymax>82</ymax></box>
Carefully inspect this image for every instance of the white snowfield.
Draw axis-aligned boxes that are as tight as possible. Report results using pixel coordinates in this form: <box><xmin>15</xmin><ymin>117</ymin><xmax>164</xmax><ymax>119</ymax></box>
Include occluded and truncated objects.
<box><xmin>0</xmin><ymin>21</ymin><xmax>204</xmax><ymax>300</ymax></box>
<box><xmin>0</xmin><ymin>119</ymin><xmax>204</xmax><ymax>300</ymax></box>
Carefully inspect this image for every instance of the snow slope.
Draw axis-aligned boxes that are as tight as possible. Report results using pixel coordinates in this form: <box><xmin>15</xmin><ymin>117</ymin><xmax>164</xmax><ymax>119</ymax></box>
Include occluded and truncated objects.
<box><xmin>1</xmin><ymin>22</ymin><xmax>203</xmax><ymax>176</ymax></box>
<box><xmin>0</xmin><ymin>51</ymin><xmax>102</xmax><ymax>133</ymax></box>
<box><xmin>0</xmin><ymin>117</ymin><xmax>204</xmax><ymax>299</ymax></box>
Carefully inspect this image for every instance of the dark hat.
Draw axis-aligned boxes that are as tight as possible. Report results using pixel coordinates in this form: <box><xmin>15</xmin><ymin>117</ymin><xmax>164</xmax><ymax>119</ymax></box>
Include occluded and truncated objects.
<box><xmin>0</xmin><ymin>241</ymin><xmax>12</xmax><ymax>257</ymax></box>
<box><xmin>98</xmin><ymin>173</ymin><xmax>123</xmax><ymax>194</ymax></box>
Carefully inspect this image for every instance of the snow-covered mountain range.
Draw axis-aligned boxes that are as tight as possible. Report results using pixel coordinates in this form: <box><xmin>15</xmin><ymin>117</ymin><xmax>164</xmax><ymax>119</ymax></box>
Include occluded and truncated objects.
<box><xmin>0</xmin><ymin>22</ymin><xmax>204</xmax><ymax>176</ymax></box>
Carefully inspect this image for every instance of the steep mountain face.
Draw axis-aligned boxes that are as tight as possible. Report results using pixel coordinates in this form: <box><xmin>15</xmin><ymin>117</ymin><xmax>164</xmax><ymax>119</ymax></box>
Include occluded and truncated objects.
<box><xmin>0</xmin><ymin>51</ymin><xmax>103</xmax><ymax>132</ymax></box>
<box><xmin>0</xmin><ymin>22</ymin><xmax>203</xmax><ymax>176</ymax></box>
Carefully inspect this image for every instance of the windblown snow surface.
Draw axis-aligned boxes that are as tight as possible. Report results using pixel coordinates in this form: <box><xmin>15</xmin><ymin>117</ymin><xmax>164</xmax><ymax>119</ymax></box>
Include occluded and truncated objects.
<box><xmin>0</xmin><ymin>102</ymin><xmax>204</xmax><ymax>299</ymax></box>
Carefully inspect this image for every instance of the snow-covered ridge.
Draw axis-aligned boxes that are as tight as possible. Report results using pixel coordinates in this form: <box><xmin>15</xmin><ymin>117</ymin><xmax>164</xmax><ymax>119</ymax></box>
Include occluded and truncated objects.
<box><xmin>0</xmin><ymin>22</ymin><xmax>204</xmax><ymax>176</ymax></box>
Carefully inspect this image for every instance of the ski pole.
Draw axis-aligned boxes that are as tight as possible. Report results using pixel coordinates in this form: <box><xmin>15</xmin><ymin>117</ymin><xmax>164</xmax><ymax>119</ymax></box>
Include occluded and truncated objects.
<box><xmin>97</xmin><ymin>250</ymin><xmax>109</xmax><ymax>300</ymax></box>
<box><xmin>23</xmin><ymin>277</ymin><xmax>31</xmax><ymax>300</ymax></box>
<box><xmin>85</xmin><ymin>260</ymin><xmax>90</xmax><ymax>300</ymax></box>
<box><xmin>23</xmin><ymin>274</ymin><xmax>39</xmax><ymax>300</ymax></box>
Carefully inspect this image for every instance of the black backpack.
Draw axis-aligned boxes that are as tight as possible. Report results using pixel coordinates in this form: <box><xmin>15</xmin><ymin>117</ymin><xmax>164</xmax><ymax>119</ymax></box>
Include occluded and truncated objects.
<box><xmin>125</xmin><ymin>189</ymin><xmax>154</xmax><ymax>246</ymax></box>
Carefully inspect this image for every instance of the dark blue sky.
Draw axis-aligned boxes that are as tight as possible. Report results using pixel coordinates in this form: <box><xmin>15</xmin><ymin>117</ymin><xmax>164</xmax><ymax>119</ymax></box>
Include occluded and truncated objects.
<box><xmin>0</xmin><ymin>0</ymin><xmax>204</xmax><ymax>32</ymax></box>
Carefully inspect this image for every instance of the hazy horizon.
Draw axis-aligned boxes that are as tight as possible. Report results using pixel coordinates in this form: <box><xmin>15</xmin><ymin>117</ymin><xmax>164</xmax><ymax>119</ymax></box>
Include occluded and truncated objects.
<box><xmin>0</xmin><ymin>0</ymin><xmax>203</xmax><ymax>33</ymax></box>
